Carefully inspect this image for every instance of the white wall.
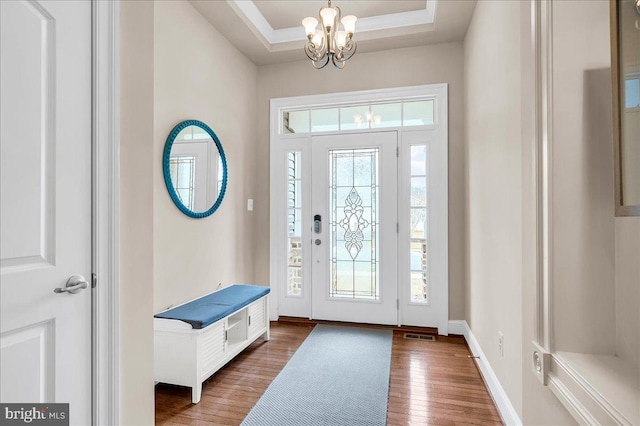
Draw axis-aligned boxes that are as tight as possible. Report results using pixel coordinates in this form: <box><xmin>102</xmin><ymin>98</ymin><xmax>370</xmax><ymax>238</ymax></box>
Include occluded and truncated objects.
<box><xmin>153</xmin><ymin>1</ymin><xmax>259</xmax><ymax>313</ymax></box>
<box><xmin>120</xmin><ymin>1</ymin><xmax>155</xmax><ymax>424</ymax></box>
<box><xmin>256</xmin><ymin>42</ymin><xmax>467</xmax><ymax>319</ymax></box>
<box><xmin>464</xmin><ymin>0</ymin><xmax>524</xmax><ymax>417</ymax></box>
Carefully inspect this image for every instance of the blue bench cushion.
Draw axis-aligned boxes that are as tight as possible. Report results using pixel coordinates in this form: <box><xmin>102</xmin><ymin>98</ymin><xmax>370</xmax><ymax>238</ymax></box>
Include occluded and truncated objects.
<box><xmin>154</xmin><ymin>284</ymin><xmax>270</xmax><ymax>329</ymax></box>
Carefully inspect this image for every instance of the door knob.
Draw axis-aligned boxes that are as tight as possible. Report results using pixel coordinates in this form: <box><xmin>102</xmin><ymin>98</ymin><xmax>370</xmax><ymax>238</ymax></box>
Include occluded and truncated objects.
<box><xmin>54</xmin><ymin>275</ymin><xmax>88</xmax><ymax>294</ymax></box>
<box><xmin>315</xmin><ymin>239</ymin><xmax>321</xmax><ymax>245</ymax></box>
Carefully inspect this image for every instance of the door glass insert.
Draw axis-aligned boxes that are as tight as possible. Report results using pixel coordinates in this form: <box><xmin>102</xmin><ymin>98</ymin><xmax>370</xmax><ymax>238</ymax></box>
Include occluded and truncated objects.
<box><xmin>287</xmin><ymin>151</ymin><xmax>303</xmax><ymax>297</ymax></box>
<box><xmin>329</xmin><ymin>148</ymin><xmax>379</xmax><ymax>300</ymax></box>
<box><xmin>410</xmin><ymin>145</ymin><xmax>428</xmax><ymax>303</ymax></box>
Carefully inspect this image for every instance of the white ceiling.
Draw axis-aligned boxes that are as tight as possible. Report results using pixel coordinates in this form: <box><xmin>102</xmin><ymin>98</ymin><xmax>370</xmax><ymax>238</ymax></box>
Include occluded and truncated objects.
<box><xmin>189</xmin><ymin>0</ymin><xmax>477</xmax><ymax>66</ymax></box>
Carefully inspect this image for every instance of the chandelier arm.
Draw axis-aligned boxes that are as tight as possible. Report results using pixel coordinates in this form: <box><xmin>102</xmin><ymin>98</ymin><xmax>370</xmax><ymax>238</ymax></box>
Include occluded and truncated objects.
<box><xmin>331</xmin><ymin>54</ymin><xmax>346</xmax><ymax>69</ymax></box>
<box><xmin>313</xmin><ymin>54</ymin><xmax>331</xmax><ymax>70</ymax></box>
<box><xmin>304</xmin><ymin>41</ymin><xmax>325</xmax><ymax>61</ymax></box>
<box><xmin>341</xmin><ymin>39</ymin><xmax>357</xmax><ymax>61</ymax></box>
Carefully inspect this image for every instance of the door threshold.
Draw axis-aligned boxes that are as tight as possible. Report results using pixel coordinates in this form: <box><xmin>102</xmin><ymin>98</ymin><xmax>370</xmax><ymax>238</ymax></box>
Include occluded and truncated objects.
<box><xmin>277</xmin><ymin>316</ymin><xmax>438</xmax><ymax>335</ymax></box>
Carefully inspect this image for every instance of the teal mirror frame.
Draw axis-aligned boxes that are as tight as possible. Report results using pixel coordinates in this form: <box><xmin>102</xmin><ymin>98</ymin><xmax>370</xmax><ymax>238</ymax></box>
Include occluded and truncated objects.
<box><xmin>163</xmin><ymin>120</ymin><xmax>228</xmax><ymax>218</ymax></box>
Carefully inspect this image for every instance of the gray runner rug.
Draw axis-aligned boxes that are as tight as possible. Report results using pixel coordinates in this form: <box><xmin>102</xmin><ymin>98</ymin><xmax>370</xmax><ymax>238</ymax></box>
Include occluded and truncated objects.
<box><xmin>241</xmin><ymin>325</ymin><xmax>393</xmax><ymax>426</ymax></box>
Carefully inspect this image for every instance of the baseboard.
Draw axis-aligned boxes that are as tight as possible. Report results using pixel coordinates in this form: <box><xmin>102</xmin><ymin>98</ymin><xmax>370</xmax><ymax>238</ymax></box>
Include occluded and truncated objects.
<box><xmin>449</xmin><ymin>320</ymin><xmax>523</xmax><ymax>426</ymax></box>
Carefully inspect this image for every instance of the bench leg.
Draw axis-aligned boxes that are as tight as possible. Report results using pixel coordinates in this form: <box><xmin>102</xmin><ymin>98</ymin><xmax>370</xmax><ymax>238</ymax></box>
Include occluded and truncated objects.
<box><xmin>192</xmin><ymin>383</ymin><xmax>202</xmax><ymax>404</ymax></box>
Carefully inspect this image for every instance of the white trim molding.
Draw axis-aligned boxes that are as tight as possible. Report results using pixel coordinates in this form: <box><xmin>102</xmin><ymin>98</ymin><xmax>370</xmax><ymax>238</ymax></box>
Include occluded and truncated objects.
<box><xmin>228</xmin><ymin>0</ymin><xmax>437</xmax><ymax>45</ymax></box>
<box><xmin>449</xmin><ymin>321</ymin><xmax>523</xmax><ymax>426</ymax></box>
<box><xmin>546</xmin><ymin>354</ymin><xmax>633</xmax><ymax>425</ymax></box>
<box><xmin>92</xmin><ymin>0</ymin><xmax>120</xmax><ymax>424</ymax></box>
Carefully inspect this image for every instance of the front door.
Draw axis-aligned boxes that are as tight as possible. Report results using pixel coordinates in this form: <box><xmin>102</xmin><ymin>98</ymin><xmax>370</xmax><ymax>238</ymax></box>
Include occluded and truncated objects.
<box><xmin>1</xmin><ymin>1</ymin><xmax>92</xmax><ymax>423</ymax></box>
<box><xmin>310</xmin><ymin>132</ymin><xmax>398</xmax><ymax>324</ymax></box>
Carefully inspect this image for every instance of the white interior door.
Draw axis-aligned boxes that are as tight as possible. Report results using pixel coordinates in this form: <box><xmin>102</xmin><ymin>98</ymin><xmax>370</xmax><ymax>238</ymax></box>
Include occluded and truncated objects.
<box><xmin>311</xmin><ymin>132</ymin><xmax>398</xmax><ymax>325</ymax></box>
<box><xmin>1</xmin><ymin>1</ymin><xmax>92</xmax><ymax>423</ymax></box>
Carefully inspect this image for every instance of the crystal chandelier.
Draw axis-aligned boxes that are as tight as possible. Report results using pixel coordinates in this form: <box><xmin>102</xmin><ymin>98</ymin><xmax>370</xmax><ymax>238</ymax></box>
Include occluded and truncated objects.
<box><xmin>302</xmin><ymin>0</ymin><xmax>357</xmax><ymax>69</ymax></box>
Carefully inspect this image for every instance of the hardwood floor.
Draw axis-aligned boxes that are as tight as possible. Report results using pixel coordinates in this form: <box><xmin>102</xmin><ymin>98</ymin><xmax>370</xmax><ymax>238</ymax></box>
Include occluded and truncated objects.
<box><xmin>155</xmin><ymin>322</ymin><xmax>502</xmax><ymax>425</ymax></box>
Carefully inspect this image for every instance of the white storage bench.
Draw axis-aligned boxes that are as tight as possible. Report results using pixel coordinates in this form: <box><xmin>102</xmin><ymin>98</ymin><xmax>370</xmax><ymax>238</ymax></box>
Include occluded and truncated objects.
<box><xmin>154</xmin><ymin>284</ymin><xmax>270</xmax><ymax>403</ymax></box>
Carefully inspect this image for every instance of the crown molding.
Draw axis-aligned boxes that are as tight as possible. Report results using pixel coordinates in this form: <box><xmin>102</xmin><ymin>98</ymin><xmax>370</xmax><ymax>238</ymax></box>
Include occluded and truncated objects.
<box><xmin>227</xmin><ymin>0</ymin><xmax>437</xmax><ymax>45</ymax></box>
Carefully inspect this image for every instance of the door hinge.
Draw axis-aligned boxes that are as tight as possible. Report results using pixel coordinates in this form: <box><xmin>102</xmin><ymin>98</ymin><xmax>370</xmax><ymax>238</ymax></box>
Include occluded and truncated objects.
<box><xmin>396</xmin><ymin>147</ymin><xmax>399</xmax><ymax>157</ymax></box>
<box><xmin>91</xmin><ymin>273</ymin><xmax>97</xmax><ymax>289</ymax></box>
<box><xmin>397</xmin><ymin>299</ymin><xmax>400</xmax><ymax>310</ymax></box>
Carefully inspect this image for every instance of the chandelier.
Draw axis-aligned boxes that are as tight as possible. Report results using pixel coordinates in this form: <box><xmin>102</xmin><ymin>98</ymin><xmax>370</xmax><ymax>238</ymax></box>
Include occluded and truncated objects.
<box><xmin>302</xmin><ymin>0</ymin><xmax>357</xmax><ymax>69</ymax></box>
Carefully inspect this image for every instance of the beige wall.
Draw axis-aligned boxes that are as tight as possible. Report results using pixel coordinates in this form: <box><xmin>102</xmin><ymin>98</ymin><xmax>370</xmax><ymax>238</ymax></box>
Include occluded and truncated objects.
<box><xmin>119</xmin><ymin>1</ymin><xmax>155</xmax><ymax>424</ymax></box>
<box><xmin>153</xmin><ymin>1</ymin><xmax>259</xmax><ymax>313</ymax></box>
<box><xmin>550</xmin><ymin>0</ymin><xmax>617</xmax><ymax>355</ymax></box>
<box><xmin>615</xmin><ymin>219</ymin><xmax>640</xmax><ymax>368</ymax></box>
<box><xmin>256</xmin><ymin>42</ymin><xmax>467</xmax><ymax>319</ymax></box>
<box><xmin>464</xmin><ymin>0</ymin><xmax>524</xmax><ymax>416</ymax></box>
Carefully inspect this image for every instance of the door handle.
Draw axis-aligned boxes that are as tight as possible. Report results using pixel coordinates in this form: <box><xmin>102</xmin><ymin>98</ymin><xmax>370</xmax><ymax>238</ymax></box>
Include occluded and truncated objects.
<box><xmin>54</xmin><ymin>275</ymin><xmax>88</xmax><ymax>294</ymax></box>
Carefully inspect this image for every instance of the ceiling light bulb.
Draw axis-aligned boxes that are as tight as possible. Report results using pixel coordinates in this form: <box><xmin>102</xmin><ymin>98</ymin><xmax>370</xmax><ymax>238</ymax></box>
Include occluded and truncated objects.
<box><xmin>320</xmin><ymin>7</ymin><xmax>337</xmax><ymax>29</ymax></box>
<box><xmin>302</xmin><ymin>17</ymin><xmax>318</xmax><ymax>37</ymax></box>
<box><xmin>365</xmin><ymin>111</ymin><xmax>373</xmax><ymax>122</ymax></box>
<box><xmin>335</xmin><ymin>30</ymin><xmax>347</xmax><ymax>49</ymax></box>
<box><xmin>312</xmin><ymin>29</ymin><xmax>323</xmax><ymax>46</ymax></box>
<box><xmin>341</xmin><ymin>15</ymin><xmax>357</xmax><ymax>35</ymax></box>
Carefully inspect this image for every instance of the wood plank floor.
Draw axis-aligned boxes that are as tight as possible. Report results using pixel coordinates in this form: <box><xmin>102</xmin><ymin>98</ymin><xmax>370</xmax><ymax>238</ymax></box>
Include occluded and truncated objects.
<box><xmin>155</xmin><ymin>322</ymin><xmax>502</xmax><ymax>425</ymax></box>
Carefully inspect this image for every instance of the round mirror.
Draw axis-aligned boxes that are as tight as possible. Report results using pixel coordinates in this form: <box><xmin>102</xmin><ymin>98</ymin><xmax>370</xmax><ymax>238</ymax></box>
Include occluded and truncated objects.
<box><xmin>163</xmin><ymin>120</ymin><xmax>227</xmax><ymax>218</ymax></box>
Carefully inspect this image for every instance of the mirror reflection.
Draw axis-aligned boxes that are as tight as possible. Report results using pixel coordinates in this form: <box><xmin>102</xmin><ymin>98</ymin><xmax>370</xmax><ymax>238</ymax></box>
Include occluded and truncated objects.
<box><xmin>163</xmin><ymin>120</ymin><xmax>227</xmax><ymax>218</ymax></box>
<box><xmin>613</xmin><ymin>0</ymin><xmax>640</xmax><ymax>215</ymax></box>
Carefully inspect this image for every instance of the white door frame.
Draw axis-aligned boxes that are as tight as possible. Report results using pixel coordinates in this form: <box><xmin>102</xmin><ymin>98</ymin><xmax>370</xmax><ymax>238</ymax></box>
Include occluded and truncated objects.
<box><xmin>93</xmin><ymin>0</ymin><xmax>120</xmax><ymax>423</ymax></box>
<box><xmin>269</xmin><ymin>84</ymin><xmax>448</xmax><ymax>333</ymax></box>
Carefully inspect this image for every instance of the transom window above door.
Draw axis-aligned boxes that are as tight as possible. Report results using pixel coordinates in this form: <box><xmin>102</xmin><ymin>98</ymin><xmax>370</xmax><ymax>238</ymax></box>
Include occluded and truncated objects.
<box><xmin>282</xmin><ymin>100</ymin><xmax>435</xmax><ymax>134</ymax></box>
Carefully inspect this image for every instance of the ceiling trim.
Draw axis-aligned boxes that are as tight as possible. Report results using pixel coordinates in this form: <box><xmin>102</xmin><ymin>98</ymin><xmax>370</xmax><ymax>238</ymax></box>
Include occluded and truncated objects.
<box><xmin>227</xmin><ymin>0</ymin><xmax>437</xmax><ymax>45</ymax></box>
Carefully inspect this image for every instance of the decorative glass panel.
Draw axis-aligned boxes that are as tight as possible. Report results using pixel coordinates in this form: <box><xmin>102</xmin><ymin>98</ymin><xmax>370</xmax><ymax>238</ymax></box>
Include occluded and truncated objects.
<box><xmin>403</xmin><ymin>100</ymin><xmax>435</xmax><ymax>126</ymax></box>
<box><xmin>370</xmin><ymin>103</ymin><xmax>401</xmax><ymax>128</ymax></box>
<box><xmin>340</xmin><ymin>105</ymin><xmax>370</xmax><ymax>130</ymax></box>
<box><xmin>287</xmin><ymin>151</ymin><xmax>303</xmax><ymax>297</ymax></box>
<box><xmin>284</xmin><ymin>111</ymin><xmax>310</xmax><ymax>134</ymax></box>
<box><xmin>169</xmin><ymin>156</ymin><xmax>195</xmax><ymax>210</ymax></box>
<box><xmin>409</xmin><ymin>144</ymin><xmax>428</xmax><ymax>303</ymax></box>
<box><xmin>311</xmin><ymin>108</ymin><xmax>339</xmax><ymax>132</ymax></box>
<box><xmin>329</xmin><ymin>148</ymin><xmax>379</xmax><ymax>299</ymax></box>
